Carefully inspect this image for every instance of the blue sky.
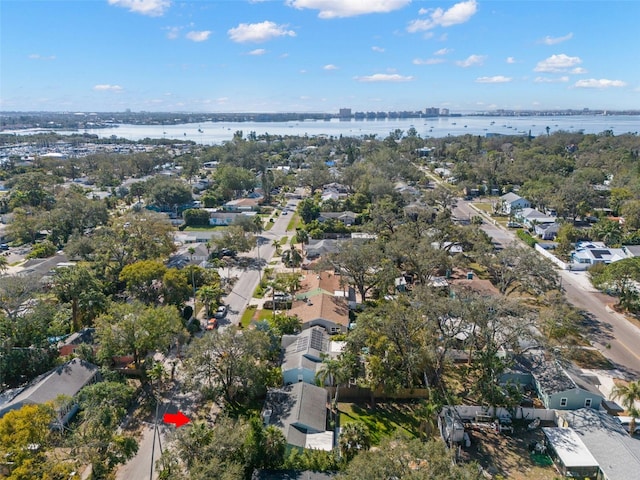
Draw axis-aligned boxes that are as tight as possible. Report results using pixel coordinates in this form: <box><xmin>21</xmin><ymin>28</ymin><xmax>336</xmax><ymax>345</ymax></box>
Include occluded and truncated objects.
<box><xmin>1</xmin><ymin>0</ymin><xmax>639</xmax><ymax>113</ymax></box>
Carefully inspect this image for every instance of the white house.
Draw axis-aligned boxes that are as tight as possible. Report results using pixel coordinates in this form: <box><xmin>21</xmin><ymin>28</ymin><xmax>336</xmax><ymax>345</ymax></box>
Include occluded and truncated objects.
<box><xmin>571</xmin><ymin>241</ymin><xmax>628</xmax><ymax>269</ymax></box>
<box><xmin>515</xmin><ymin>207</ymin><xmax>556</xmax><ymax>228</ymax></box>
<box><xmin>500</xmin><ymin>192</ymin><xmax>530</xmax><ymax>215</ymax></box>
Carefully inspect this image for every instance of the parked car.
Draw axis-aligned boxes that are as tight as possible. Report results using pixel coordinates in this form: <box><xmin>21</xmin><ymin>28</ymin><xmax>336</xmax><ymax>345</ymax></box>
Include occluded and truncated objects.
<box><xmin>507</xmin><ymin>222</ymin><xmax>523</xmax><ymax>228</ymax></box>
<box><xmin>0</xmin><ymin>244</ymin><xmax>9</xmax><ymax>251</ymax></box>
<box><xmin>205</xmin><ymin>318</ymin><xmax>218</xmax><ymax>330</ymax></box>
<box><xmin>212</xmin><ymin>248</ymin><xmax>236</xmax><ymax>259</ymax></box>
<box><xmin>213</xmin><ymin>305</ymin><xmax>227</xmax><ymax>319</ymax></box>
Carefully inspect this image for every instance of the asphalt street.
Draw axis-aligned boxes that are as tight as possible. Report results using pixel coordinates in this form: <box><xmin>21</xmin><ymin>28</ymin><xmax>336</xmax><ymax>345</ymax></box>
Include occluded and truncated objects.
<box><xmin>454</xmin><ymin>198</ymin><xmax>640</xmax><ymax>377</ymax></box>
<box><xmin>218</xmin><ymin>201</ymin><xmax>297</xmax><ymax>330</ymax></box>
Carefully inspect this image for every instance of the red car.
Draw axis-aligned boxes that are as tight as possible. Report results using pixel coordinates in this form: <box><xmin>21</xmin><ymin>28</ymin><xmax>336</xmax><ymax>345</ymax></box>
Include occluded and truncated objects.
<box><xmin>205</xmin><ymin>318</ymin><xmax>218</xmax><ymax>330</ymax></box>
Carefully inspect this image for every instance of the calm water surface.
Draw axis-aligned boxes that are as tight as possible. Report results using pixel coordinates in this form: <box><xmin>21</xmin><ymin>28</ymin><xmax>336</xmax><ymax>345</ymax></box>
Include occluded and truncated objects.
<box><xmin>9</xmin><ymin>115</ymin><xmax>640</xmax><ymax>145</ymax></box>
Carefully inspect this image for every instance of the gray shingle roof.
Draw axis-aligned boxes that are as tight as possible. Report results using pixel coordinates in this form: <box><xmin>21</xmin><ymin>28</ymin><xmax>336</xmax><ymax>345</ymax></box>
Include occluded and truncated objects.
<box><xmin>560</xmin><ymin>408</ymin><xmax>640</xmax><ymax>480</ymax></box>
<box><xmin>263</xmin><ymin>383</ymin><xmax>328</xmax><ymax>449</ymax></box>
<box><xmin>0</xmin><ymin>359</ymin><xmax>99</xmax><ymax>417</ymax></box>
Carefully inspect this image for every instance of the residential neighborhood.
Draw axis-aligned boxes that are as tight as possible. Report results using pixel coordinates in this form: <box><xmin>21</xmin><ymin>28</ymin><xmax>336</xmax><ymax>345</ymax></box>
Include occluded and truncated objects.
<box><xmin>0</xmin><ymin>122</ymin><xmax>639</xmax><ymax>480</ymax></box>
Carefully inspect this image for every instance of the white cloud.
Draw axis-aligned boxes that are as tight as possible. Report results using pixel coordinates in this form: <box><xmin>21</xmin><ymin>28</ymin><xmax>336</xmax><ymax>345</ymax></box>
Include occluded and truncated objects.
<box><xmin>372</xmin><ymin>46</ymin><xmax>385</xmax><ymax>53</ymax></box>
<box><xmin>434</xmin><ymin>48</ymin><xmax>452</xmax><ymax>55</ymax></box>
<box><xmin>228</xmin><ymin>21</ymin><xmax>296</xmax><ymax>43</ymax></box>
<box><xmin>534</xmin><ymin>76</ymin><xmax>569</xmax><ymax>83</ymax></box>
<box><xmin>165</xmin><ymin>26</ymin><xmax>180</xmax><ymax>40</ymax></box>
<box><xmin>574</xmin><ymin>78</ymin><xmax>627</xmax><ymax>88</ymax></box>
<box><xmin>455</xmin><ymin>54</ymin><xmax>486</xmax><ymax>67</ymax></box>
<box><xmin>354</xmin><ymin>73</ymin><xmax>414</xmax><ymax>82</ymax></box>
<box><xmin>413</xmin><ymin>58</ymin><xmax>445</xmax><ymax>65</ymax></box>
<box><xmin>571</xmin><ymin>67</ymin><xmax>587</xmax><ymax>74</ymax></box>
<box><xmin>286</xmin><ymin>0</ymin><xmax>410</xmax><ymax>19</ymax></box>
<box><xmin>248</xmin><ymin>49</ymin><xmax>267</xmax><ymax>56</ymax></box>
<box><xmin>323</xmin><ymin>64</ymin><xmax>339</xmax><ymax>70</ymax></box>
<box><xmin>186</xmin><ymin>30</ymin><xmax>211</xmax><ymax>42</ymax></box>
<box><xmin>28</xmin><ymin>54</ymin><xmax>56</xmax><ymax>60</ymax></box>
<box><xmin>534</xmin><ymin>53</ymin><xmax>582</xmax><ymax>73</ymax></box>
<box><xmin>475</xmin><ymin>75</ymin><xmax>512</xmax><ymax>83</ymax></box>
<box><xmin>540</xmin><ymin>32</ymin><xmax>573</xmax><ymax>45</ymax></box>
<box><xmin>107</xmin><ymin>0</ymin><xmax>170</xmax><ymax>17</ymax></box>
<box><xmin>407</xmin><ymin>0</ymin><xmax>477</xmax><ymax>32</ymax></box>
<box><xmin>506</xmin><ymin>56</ymin><xmax>516</xmax><ymax>64</ymax></box>
<box><xmin>93</xmin><ymin>84</ymin><xmax>123</xmax><ymax>92</ymax></box>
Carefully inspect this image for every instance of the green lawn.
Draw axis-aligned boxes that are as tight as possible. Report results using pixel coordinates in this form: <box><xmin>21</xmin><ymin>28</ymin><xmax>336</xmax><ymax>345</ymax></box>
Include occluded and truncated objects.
<box><xmin>240</xmin><ymin>305</ymin><xmax>257</xmax><ymax>328</ymax></box>
<box><xmin>240</xmin><ymin>305</ymin><xmax>273</xmax><ymax>328</ymax></box>
<box><xmin>471</xmin><ymin>202</ymin><xmax>494</xmax><ymax>214</ymax></box>
<box><xmin>338</xmin><ymin>402</ymin><xmax>422</xmax><ymax>445</ymax></box>
<box><xmin>286</xmin><ymin>215</ymin><xmax>300</xmax><ymax>232</ymax></box>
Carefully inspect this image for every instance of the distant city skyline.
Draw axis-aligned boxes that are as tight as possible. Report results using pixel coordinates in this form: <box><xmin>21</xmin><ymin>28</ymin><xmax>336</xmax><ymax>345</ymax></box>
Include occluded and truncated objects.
<box><xmin>1</xmin><ymin>1</ymin><xmax>639</xmax><ymax>113</ymax></box>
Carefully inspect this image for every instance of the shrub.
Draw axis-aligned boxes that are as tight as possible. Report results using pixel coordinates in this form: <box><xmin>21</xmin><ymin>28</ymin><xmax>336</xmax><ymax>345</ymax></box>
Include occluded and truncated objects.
<box><xmin>516</xmin><ymin>229</ymin><xmax>537</xmax><ymax>247</ymax></box>
<box><xmin>26</xmin><ymin>240</ymin><xmax>56</xmax><ymax>259</ymax></box>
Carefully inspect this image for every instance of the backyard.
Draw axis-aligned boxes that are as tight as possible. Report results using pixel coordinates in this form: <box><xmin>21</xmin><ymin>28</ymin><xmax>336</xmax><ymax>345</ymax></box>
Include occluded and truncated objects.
<box><xmin>338</xmin><ymin>401</ymin><xmax>559</xmax><ymax>480</ymax></box>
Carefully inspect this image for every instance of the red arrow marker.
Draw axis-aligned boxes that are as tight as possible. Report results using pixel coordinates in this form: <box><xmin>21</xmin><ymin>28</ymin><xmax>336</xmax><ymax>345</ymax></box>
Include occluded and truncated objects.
<box><xmin>163</xmin><ymin>411</ymin><xmax>190</xmax><ymax>428</ymax></box>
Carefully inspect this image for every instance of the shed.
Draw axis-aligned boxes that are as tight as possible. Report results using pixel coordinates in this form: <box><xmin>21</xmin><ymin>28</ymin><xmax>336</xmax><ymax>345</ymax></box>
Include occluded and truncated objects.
<box><xmin>542</xmin><ymin>427</ymin><xmax>600</xmax><ymax>478</ymax></box>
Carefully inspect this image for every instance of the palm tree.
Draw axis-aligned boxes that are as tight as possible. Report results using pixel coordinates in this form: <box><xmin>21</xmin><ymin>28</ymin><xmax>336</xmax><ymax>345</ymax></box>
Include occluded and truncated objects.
<box><xmin>612</xmin><ymin>379</ymin><xmax>640</xmax><ymax>435</ymax></box>
<box><xmin>197</xmin><ymin>285</ymin><xmax>222</xmax><ymax>317</ymax></box>
<box><xmin>294</xmin><ymin>228</ymin><xmax>309</xmax><ymax>254</ymax></box>
<box><xmin>316</xmin><ymin>354</ymin><xmax>348</xmax><ymax>409</ymax></box>
<box><xmin>282</xmin><ymin>245</ymin><xmax>302</xmax><ymax>271</ymax></box>
<box><xmin>272</xmin><ymin>239</ymin><xmax>282</xmax><ymax>256</ymax></box>
<box><xmin>338</xmin><ymin>421</ymin><xmax>370</xmax><ymax>461</ymax></box>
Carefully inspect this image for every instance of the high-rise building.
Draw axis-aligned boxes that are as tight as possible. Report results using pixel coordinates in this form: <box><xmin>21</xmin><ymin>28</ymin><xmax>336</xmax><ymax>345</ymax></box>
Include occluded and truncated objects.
<box><xmin>425</xmin><ymin>107</ymin><xmax>439</xmax><ymax>117</ymax></box>
<box><xmin>339</xmin><ymin>108</ymin><xmax>352</xmax><ymax>119</ymax></box>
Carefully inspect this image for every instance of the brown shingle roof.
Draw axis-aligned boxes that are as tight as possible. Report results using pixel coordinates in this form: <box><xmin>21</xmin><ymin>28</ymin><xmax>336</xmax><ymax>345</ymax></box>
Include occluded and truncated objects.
<box><xmin>288</xmin><ymin>294</ymin><xmax>349</xmax><ymax>327</ymax></box>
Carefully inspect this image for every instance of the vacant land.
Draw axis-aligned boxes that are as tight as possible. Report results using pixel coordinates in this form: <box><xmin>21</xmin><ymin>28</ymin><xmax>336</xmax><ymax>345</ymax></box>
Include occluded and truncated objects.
<box><xmin>338</xmin><ymin>401</ymin><xmax>422</xmax><ymax>444</ymax></box>
<box><xmin>460</xmin><ymin>422</ymin><xmax>558</xmax><ymax>480</ymax></box>
<box><xmin>338</xmin><ymin>401</ymin><xmax>558</xmax><ymax>480</ymax></box>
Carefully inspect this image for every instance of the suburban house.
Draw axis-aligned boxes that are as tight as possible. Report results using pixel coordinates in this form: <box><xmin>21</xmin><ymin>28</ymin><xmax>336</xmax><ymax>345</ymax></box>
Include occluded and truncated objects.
<box><xmin>534</xmin><ymin>222</ymin><xmax>560</xmax><ymax>240</ymax></box>
<box><xmin>501</xmin><ymin>353</ymin><xmax>604</xmax><ymax>411</ymax></box>
<box><xmin>288</xmin><ymin>294</ymin><xmax>351</xmax><ymax>335</ymax></box>
<box><xmin>318</xmin><ymin>211</ymin><xmax>358</xmax><ymax>226</ymax></box>
<box><xmin>622</xmin><ymin>245</ymin><xmax>640</xmax><ymax>258</ymax></box>
<box><xmin>394</xmin><ymin>181</ymin><xmax>420</xmax><ymax>197</ymax></box>
<box><xmin>571</xmin><ymin>241</ymin><xmax>628</xmax><ymax>269</ymax></box>
<box><xmin>0</xmin><ymin>359</ymin><xmax>100</xmax><ymax>429</ymax></box>
<box><xmin>58</xmin><ymin>328</ymin><xmax>95</xmax><ymax>357</ymax></box>
<box><xmin>514</xmin><ymin>208</ymin><xmax>556</xmax><ymax>228</ymax></box>
<box><xmin>223</xmin><ymin>197</ymin><xmax>262</xmax><ymax>212</ymax></box>
<box><xmin>499</xmin><ymin>192</ymin><xmax>530</xmax><ymax>215</ymax></box>
<box><xmin>167</xmin><ymin>242</ymin><xmax>211</xmax><ymax>269</ymax></box>
<box><xmin>261</xmin><ymin>382</ymin><xmax>333</xmax><ymax>451</ymax></box>
<box><xmin>321</xmin><ymin>190</ymin><xmax>340</xmax><ymax>203</ymax></box>
<box><xmin>555</xmin><ymin>408</ymin><xmax>640</xmax><ymax>480</ymax></box>
<box><xmin>431</xmin><ymin>241</ymin><xmax>463</xmax><ymax>254</ymax></box>
<box><xmin>304</xmin><ymin>239</ymin><xmax>343</xmax><ymax>261</ymax></box>
<box><xmin>208</xmin><ymin>210</ymin><xmax>257</xmax><ymax>226</ymax></box>
<box><xmin>281</xmin><ymin>327</ymin><xmax>344</xmax><ymax>385</ymax></box>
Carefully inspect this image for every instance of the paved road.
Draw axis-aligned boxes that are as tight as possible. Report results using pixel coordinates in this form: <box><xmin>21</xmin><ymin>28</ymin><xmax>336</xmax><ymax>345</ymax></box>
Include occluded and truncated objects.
<box><xmin>559</xmin><ymin>269</ymin><xmax>640</xmax><ymax>377</ymax></box>
<box><xmin>219</xmin><ymin>200</ymin><xmax>298</xmax><ymax>330</ymax></box>
<box><xmin>454</xmin><ymin>197</ymin><xmax>640</xmax><ymax>377</ymax></box>
<box><xmin>116</xmin><ymin>424</ymin><xmax>163</xmax><ymax>480</ymax></box>
<box><xmin>115</xmin><ymin>205</ymin><xmax>298</xmax><ymax>479</ymax></box>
